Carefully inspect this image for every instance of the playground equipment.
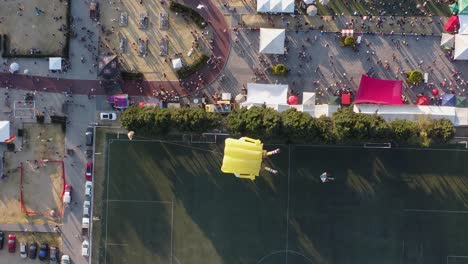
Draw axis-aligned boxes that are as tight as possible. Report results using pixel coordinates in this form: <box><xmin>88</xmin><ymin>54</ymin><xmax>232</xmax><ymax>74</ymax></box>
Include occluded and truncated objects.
<box><xmin>221</xmin><ymin>137</ymin><xmax>280</xmax><ymax>180</ymax></box>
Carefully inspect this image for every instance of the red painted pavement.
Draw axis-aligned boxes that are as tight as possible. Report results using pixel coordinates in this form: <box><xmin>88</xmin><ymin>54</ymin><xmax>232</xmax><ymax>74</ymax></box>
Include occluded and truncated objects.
<box><xmin>0</xmin><ymin>0</ymin><xmax>231</xmax><ymax>97</ymax></box>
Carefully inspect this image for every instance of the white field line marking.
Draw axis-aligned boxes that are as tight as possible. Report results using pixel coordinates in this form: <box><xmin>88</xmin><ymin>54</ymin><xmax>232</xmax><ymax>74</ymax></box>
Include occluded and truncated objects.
<box><xmin>404</xmin><ymin>209</ymin><xmax>468</xmax><ymax>214</ymax></box>
<box><xmin>295</xmin><ymin>144</ymin><xmax>468</xmax><ymax>152</ymax></box>
<box><xmin>285</xmin><ymin>145</ymin><xmax>291</xmax><ymax>264</ymax></box>
<box><xmin>104</xmin><ymin>141</ymin><xmax>112</xmax><ymax>264</ymax></box>
<box><xmin>106</xmin><ymin>243</ymin><xmax>129</xmax><ymax>246</ymax></box>
<box><xmin>171</xmin><ymin>200</ymin><xmax>174</xmax><ymax>264</ymax></box>
<box><xmin>447</xmin><ymin>255</ymin><xmax>468</xmax><ymax>264</ymax></box>
<box><xmin>106</xmin><ymin>199</ymin><xmax>172</xmax><ymax>204</ymax></box>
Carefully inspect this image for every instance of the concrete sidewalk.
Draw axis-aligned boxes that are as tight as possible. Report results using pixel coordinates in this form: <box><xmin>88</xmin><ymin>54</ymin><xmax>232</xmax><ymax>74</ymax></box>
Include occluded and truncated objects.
<box><xmin>0</xmin><ymin>223</ymin><xmax>57</xmax><ymax>233</ymax></box>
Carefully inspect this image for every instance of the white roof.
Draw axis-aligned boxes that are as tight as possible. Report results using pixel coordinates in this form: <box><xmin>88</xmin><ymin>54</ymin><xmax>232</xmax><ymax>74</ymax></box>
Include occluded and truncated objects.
<box><xmin>259</xmin><ymin>28</ymin><xmax>285</xmax><ymax>54</ymax></box>
<box><xmin>0</xmin><ymin>121</ymin><xmax>10</xmax><ymax>142</ymax></box>
<box><xmin>245</xmin><ymin>83</ymin><xmax>288</xmax><ymax>104</ymax></box>
<box><xmin>455</xmin><ymin>34</ymin><xmax>468</xmax><ymax>60</ymax></box>
<box><xmin>257</xmin><ymin>0</ymin><xmax>294</xmax><ymax>13</ymax></box>
<box><xmin>49</xmin><ymin>57</ymin><xmax>62</xmax><ymax>70</ymax></box>
<box><xmin>440</xmin><ymin>33</ymin><xmax>455</xmax><ymax>48</ymax></box>
<box><xmin>306</xmin><ymin>5</ymin><xmax>317</xmax><ymax>16</ymax></box>
<box><xmin>460</xmin><ymin>15</ymin><xmax>468</xmax><ymax>34</ymax></box>
<box><xmin>172</xmin><ymin>58</ymin><xmax>183</xmax><ymax>69</ymax></box>
<box><xmin>353</xmin><ymin>104</ymin><xmax>457</xmax><ymax>124</ymax></box>
<box><xmin>302</xmin><ymin>92</ymin><xmax>316</xmax><ymax>105</ymax></box>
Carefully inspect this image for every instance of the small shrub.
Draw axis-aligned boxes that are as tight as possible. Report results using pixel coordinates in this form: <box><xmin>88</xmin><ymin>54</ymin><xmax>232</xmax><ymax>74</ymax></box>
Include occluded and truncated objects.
<box><xmin>343</xmin><ymin>36</ymin><xmax>355</xmax><ymax>47</ymax></box>
<box><xmin>406</xmin><ymin>70</ymin><xmax>423</xmax><ymax>84</ymax></box>
<box><xmin>272</xmin><ymin>64</ymin><xmax>287</xmax><ymax>76</ymax></box>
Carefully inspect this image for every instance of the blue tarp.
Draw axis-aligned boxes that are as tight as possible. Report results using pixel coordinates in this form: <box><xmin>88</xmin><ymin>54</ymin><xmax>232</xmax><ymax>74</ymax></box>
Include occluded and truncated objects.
<box><xmin>442</xmin><ymin>93</ymin><xmax>456</xmax><ymax>106</ymax></box>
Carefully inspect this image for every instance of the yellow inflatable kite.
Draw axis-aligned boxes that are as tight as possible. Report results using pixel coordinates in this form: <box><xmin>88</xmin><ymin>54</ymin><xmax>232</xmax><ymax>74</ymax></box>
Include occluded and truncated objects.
<box><xmin>221</xmin><ymin>137</ymin><xmax>280</xmax><ymax>180</ymax></box>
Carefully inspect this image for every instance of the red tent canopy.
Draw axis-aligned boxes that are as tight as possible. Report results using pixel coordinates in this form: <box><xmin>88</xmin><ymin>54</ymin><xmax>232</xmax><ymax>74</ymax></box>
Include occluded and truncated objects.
<box><xmin>287</xmin><ymin>95</ymin><xmax>298</xmax><ymax>105</ymax></box>
<box><xmin>445</xmin><ymin>15</ymin><xmax>459</xmax><ymax>33</ymax></box>
<box><xmin>355</xmin><ymin>75</ymin><xmax>403</xmax><ymax>105</ymax></box>
<box><xmin>341</xmin><ymin>93</ymin><xmax>351</xmax><ymax>105</ymax></box>
<box><xmin>416</xmin><ymin>95</ymin><xmax>430</xmax><ymax>105</ymax></box>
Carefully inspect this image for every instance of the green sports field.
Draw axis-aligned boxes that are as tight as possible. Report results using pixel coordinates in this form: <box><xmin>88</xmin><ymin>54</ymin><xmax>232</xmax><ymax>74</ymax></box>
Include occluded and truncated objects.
<box><xmin>100</xmin><ymin>136</ymin><xmax>468</xmax><ymax>264</ymax></box>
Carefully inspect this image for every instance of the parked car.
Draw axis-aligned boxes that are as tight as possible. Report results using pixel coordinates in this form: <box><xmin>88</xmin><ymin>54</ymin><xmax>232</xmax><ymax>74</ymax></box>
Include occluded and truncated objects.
<box><xmin>50</xmin><ymin>246</ymin><xmax>58</xmax><ymax>264</ymax></box>
<box><xmin>63</xmin><ymin>185</ymin><xmax>72</xmax><ymax>204</ymax></box>
<box><xmin>20</xmin><ymin>242</ymin><xmax>27</xmax><ymax>258</ymax></box>
<box><xmin>8</xmin><ymin>234</ymin><xmax>16</xmax><ymax>253</ymax></box>
<box><xmin>61</xmin><ymin>254</ymin><xmax>70</xmax><ymax>264</ymax></box>
<box><xmin>85</xmin><ymin>181</ymin><xmax>92</xmax><ymax>197</ymax></box>
<box><xmin>81</xmin><ymin>240</ymin><xmax>89</xmax><ymax>257</ymax></box>
<box><xmin>0</xmin><ymin>231</ymin><xmax>4</xmax><ymax>249</ymax></box>
<box><xmin>83</xmin><ymin>200</ymin><xmax>91</xmax><ymax>218</ymax></box>
<box><xmin>85</xmin><ymin>126</ymin><xmax>94</xmax><ymax>146</ymax></box>
<box><xmin>29</xmin><ymin>241</ymin><xmax>37</xmax><ymax>259</ymax></box>
<box><xmin>39</xmin><ymin>243</ymin><xmax>48</xmax><ymax>260</ymax></box>
<box><xmin>85</xmin><ymin>162</ymin><xmax>93</xmax><ymax>181</ymax></box>
<box><xmin>100</xmin><ymin>112</ymin><xmax>117</xmax><ymax>120</ymax></box>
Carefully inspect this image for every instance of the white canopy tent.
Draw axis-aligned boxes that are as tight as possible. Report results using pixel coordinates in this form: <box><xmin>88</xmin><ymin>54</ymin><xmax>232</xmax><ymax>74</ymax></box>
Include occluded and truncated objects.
<box><xmin>9</xmin><ymin>62</ymin><xmax>19</xmax><ymax>73</ymax></box>
<box><xmin>454</xmin><ymin>34</ymin><xmax>468</xmax><ymax>60</ymax></box>
<box><xmin>440</xmin><ymin>33</ymin><xmax>455</xmax><ymax>48</ymax></box>
<box><xmin>306</xmin><ymin>5</ymin><xmax>317</xmax><ymax>16</ymax></box>
<box><xmin>257</xmin><ymin>0</ymin><xmax>294</xmax><ymax>13</ymax></box>
<box><xmin>245</xmin><ymin>83</ymin><xmax>288</xmax><ymax>105</ymax></box>
<box><xmin>460</xmin><ymin>15</ymin><xmax>468</xmax><ymax>34</ymax></box>
<box><xmin>172</xmin><ymin>58</ymin><xmax>183</xmax><ymax>69</ymax></box>
<box><xmin>49</xmin><ymin>57</ymin><xmax>62</xmax><ymax>70</ymax></box>
<box><xmin>0</xmin><ymin>121</ymin><xmax>10</xmax><ymax>142</ymax></box>
<box><xmin>302</xmin><ymin>92</ymin><xmax>316</xmax><ymax>106</ymax></box>
<box><xmin>259</xmin><ymin>28</ymin><xmax>286</xmax><ymax>54</ymax></box>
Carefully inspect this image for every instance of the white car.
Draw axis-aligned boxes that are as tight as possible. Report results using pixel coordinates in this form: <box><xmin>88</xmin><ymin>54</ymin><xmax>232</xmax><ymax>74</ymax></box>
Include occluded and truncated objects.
<box><xmin>20</xmin><ymin>242</ymin><xmax>27</xmax><ymax>258</ymax></box>
<box><xmin>81</xmin><ymin>240</ymin><xmax>89</xmax><ymax>257</ymax></box>
<box><xmin>61</xmin><ymin>254</ymin><xmax>70</xmax><ymax>264</ymax></box>
<box><xmin>85</xmin><ymin>181</ymin><xmax>92</xmax><ymax>197</ymax></box>
<box><xmin>83</xmin><ymin>200</ymin><xmax>91</xmax><ymax>218</ymax></box>
<box><xmin>100</xmin><ymin>112</ymin><xmax>117</xmax><ymax>120</ymax></box>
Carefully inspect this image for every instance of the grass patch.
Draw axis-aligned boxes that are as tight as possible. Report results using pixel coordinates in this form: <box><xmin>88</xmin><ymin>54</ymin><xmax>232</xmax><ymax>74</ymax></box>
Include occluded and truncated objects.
<box><xmin>176</xmin><ymin>54</ymin><xmax>209</xmax><ymax>79</ymax></box>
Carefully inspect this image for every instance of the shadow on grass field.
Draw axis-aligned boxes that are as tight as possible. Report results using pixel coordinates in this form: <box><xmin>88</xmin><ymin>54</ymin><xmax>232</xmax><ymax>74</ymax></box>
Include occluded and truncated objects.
<box><xmin>96</xmin><ymin>134</ymin><xmax>468</xmax><ymax>264</ymax></box>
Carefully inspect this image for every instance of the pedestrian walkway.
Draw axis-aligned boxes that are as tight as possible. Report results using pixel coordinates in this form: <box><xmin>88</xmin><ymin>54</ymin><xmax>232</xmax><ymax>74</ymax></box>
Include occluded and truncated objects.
<box><xmin>0</xmin><ymin>223</ymin><xmax>57</xmax><ymax>233</ymax></box>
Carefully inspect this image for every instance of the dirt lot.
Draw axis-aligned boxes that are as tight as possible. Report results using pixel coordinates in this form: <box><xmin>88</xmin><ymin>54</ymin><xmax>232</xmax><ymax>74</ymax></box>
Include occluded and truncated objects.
<box><xmin>99</xmin><ymin>0</ymin><xmax>212</xmax><ymax>80</ymax></box>
<box><xmin>0</xmin><ymin>0</ymin><xmax>68</xmax><ymax>55</ymax></box>
<box><xmin>0</xmin><ymin>232</ymin><xmax>61</xmax><ymax>264</ymax></box>
<box><xmin>0</xmin><ymin>124</ymin><xmax>65</xmax><ymax>224</ymax></box>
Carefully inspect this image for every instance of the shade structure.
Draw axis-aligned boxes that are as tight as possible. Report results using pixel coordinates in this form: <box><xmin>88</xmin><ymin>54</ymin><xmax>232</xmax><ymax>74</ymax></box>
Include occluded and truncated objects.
<box><xmin>303</xmin><ymin>0</ymin><xmax>314</xmax><ymax>4</ymax></box>
<box><xmin>416</xmin><ymin>95</ymin><xmax>430</xmax><ymax>105</ymax></box>
<box><xmin>9</xmin><ymin>62</ymin><xmax>19</xmax><ymax>73</ymax></box>
<box><xmin>341</xmin><ymin>93</ymin><xmax>351</xmax><ymax>105</ymax></box>
<box><xmin>302</xmin><ymin>92</ymin><xmax>316</xmax><ymax>105</ymax></box>
<box><xmin>287</xmin><ymin>95</ymin><xmax>298</xmax><ymax>105</ymax></box>
<box><xmin>235</xmin><ymin>93</ymin><xmax>246</xmax><ymax>103</ymax></box>
<box><xmin>444</xmin><ymin>15</ymin><xmax>459</xmax><ymax>33</ymax></box>
<box><xmin>450</xmin><ymin>2</ymin><xmax>459</xmax><ymax>14</ymax></box>
<box><xmin>454</xmin><ymin>34</ymin><xmax>468</xmax><ymax>60</ymax></box>
<box><xmin>460</xmin><ymin>0</ymin><xmax>468</xmax><ymax>15</ymax></box>
<box><xmin>440</xmin><ymin>33</ymin><xmax>455</xmax><ymax>48</ymax></box>
<box><xmin>341</xmin><ymin>29</ymin><xmax>354</xmax><ymax>36</ymax></box>
<box><xmin>431</xmin><ymin>88</ymin><xmax>439</xmax><ymax>96</ymax></box>
<box><xmin>257</xmin><ymin>0</ymin><xmax>294</xmax><ymax>13</ymax></box>
<box><xmin>245</xmin><ymin>83</ymin><xmax>288</xmax><ymax>104</ymax></box>
<box><xmin>456</xmin><ymin>96</ymin><xmax>468</xmax><ymax>107</ymax></box>
<box><xmin>49</xmin><ymin>57</ymin><xmax>62</xmax><ymax>70</ymax></box>
<box><xmin>442</xmin><ymin>93</ymin><xmax>456</xmax><ymax>106</ymax></box>
<box><xmin>259</xmin><ymin>28</ymin><xmax>285</xmax><ymax>54</ymax></box>
<box><xmin>306</xmin><ymin>5</ymin><xmax>317</xmax><ymax>16</ymax></box>
<box><xmin>460</xmin><ymin>15</ymin><xmax>468</xmax><ymax>34</ymax></box>
<box><xmin>108</xmin><ymin>94</ymin><xmax>129</xmax><ymax>109</ymax></box>
<box><xmin>328</xmin><ymin>95</ymin><xmax>340</xmax><ymax>105</ymax></box>
<box><xmin>172</xmin><ymin>58</ymin><xmax>182</xmax><ymax>69</ymax></box>
<box><xmin>355</xmin><ymin>74</ymin><xmax>403</xmax><ymax>105</ymax></box>
<box><xmin>320</xmin><ymin>0</ymin><xmax>329</xmax><ymax>5</ymax></box>
<box><xmin>23</xmin><ymin>69</ymin><xmax>29</xmax><ymax>74</ymax></box>
<box><xmin>0</xmin><ymin>121</ymin><xmax>10</xmax><ymax>142</ymax></box>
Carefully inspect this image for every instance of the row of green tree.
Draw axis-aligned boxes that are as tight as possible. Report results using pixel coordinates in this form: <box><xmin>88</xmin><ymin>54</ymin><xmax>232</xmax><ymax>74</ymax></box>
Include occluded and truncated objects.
<box><xmin>121</xmin><ymin>105</ymin><xmax>455</xmax><ymax>146</ymax></box>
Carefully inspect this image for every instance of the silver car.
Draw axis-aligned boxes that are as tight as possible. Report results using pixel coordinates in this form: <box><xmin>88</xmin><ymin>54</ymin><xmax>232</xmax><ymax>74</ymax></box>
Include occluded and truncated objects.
<box><xmin>50</xmin><ymin>246</ymin><xmax>58</xmax><ymax>264</ymax></box>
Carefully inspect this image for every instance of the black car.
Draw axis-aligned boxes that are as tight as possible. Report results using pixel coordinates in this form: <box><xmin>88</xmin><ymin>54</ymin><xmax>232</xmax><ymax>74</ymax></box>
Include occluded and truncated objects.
<box><xmin>0</xmin><ymin>231</ymin><xmax>4</xmax><ymax>249</ymax></box>
<box><xmin>29</xmin><ymin>242</ymin><xmax>37</xmax><ymax>259</ymax></box>
<box><xmin>39</xmin><ymin>243</ymin><xmax>48</xmax><ymax>260</ymax></box>
<box><xmin>85</xmin><ymin>126</ymin><xmax>93</xmax><ymax>146</ymax></box>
